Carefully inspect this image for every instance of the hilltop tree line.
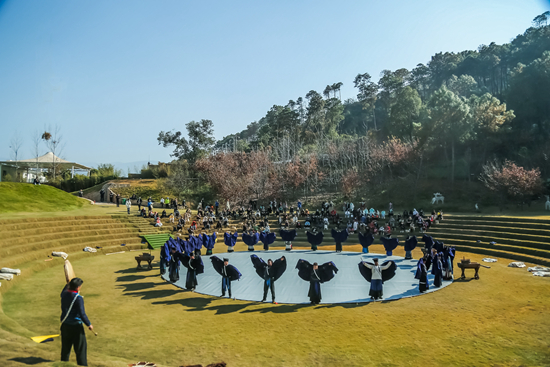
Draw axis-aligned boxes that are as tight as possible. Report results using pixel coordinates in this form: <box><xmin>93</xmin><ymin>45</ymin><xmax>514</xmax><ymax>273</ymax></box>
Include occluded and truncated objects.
<box><xmin>158</xmin><ymin>15</ymin><xmax>550</xmax><ymax>205</ymax></box>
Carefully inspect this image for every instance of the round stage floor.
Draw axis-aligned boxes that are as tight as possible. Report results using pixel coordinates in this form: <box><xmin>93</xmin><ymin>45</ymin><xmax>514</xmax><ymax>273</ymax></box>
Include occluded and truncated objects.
<box><xmin>162</xmin><ymin>250</ymin><xmax>453</xmax><ymax>304</ymax></box>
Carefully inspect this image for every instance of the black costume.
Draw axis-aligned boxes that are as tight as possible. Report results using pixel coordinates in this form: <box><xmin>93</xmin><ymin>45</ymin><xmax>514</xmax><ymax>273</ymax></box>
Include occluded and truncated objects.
<box><xmin>306</xmin><ymin>229</ymin><xmax>324</xmax><ymax>251</ymax></box>
<box><xmin>242</xmin><ymin>232</ymin><xmax>260</xmax><ymax>251</ymax></box>
<box><xmin>404</xmin><ymin>236</ymin><xmax>418</xmax><ymax>259</ymax></box>
<box><xmin>358</xmin><ymin>260</ymin><xmax>397</xmax><ymax>300</ymax></box>
<box><xmin>331</xmin><ymin>228</ymin><xmax>349</xmax><ymax>252</ymax></box>
<box><xmin>296</xmin><ymin>260</ymin><xmax>338</xmax><ymax>304</ymax></box>
<box><xmin>358</xmin><ymin>232</ymin><xmax>374</xmax><ymax>254</ymax></box>
<box><xmin>211</xmin><ymin>256</ymin><xmax>242</xmax><ymax>298</ymax></box>
<box><xmin>279</xmin><ymin>229</ymin><xmax>297</xmax><ymax>251</ymax></box>
<box><xmin>381</xmin><ymin>237</ymin><xmax>399</xmax><ymax>256</ymax></box>
<box><xmin>250</xmin><ymin>255</ymin><xmax>286</xmax><ymax>302</ymax></box>
<box><xmin>181</xmin><ymin>253</ymin><xmax>204</xmax><ymax>290</ymax></box>
<box><xmin>259</xmin><ymin>232</ymin><xmax>276</xmax><ymax>251</ymax></box>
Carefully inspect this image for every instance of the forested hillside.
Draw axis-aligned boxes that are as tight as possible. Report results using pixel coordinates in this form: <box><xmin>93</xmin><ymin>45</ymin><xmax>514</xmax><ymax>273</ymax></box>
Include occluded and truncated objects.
<box><xmin>159</xmin><ymin>15</ymin><xmax>550</xmax><ymax>207</ymax></box>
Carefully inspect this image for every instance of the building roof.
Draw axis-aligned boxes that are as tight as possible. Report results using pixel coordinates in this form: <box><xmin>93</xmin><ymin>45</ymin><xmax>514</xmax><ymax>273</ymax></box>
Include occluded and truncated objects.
<box><xmin>0</xmin><ymin>152</ymin><xmax>91</xmax><ymax>170</ymax></box>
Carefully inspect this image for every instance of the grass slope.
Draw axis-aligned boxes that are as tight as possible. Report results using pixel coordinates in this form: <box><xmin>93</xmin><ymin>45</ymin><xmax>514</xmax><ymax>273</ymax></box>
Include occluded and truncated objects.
<box><xmin>1</xmin><ymin>244</ymin><xmax>549</xmax><ymax>367</ymax></box>
<box><xmin>0</xmin><ymin>183</ymin><xmax>86</xmax><ymax>213</ymax></box>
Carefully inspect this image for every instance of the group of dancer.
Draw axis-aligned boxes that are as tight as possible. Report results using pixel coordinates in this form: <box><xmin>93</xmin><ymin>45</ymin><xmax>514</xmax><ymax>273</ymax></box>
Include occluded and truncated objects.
<box><xmin>160</xmin><ymin>240</ymin><xmax>399</xmax><ymax>304</ymax></box>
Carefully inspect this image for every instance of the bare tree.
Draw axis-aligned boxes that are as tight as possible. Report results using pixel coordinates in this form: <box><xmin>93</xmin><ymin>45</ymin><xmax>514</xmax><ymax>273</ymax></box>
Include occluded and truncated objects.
<box><xmin>42</xmin><ymin>125</ymin><xmax>64</xmax><ymax>180</ymax></box>
<box><xmin>10</xmin><ymin>132</ymin><xmax>23</xmax><ymax>181</ymax></box>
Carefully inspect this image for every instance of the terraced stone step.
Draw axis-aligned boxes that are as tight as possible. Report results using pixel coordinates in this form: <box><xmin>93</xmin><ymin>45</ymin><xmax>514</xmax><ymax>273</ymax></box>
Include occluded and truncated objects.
<box><xmin>0</xmin><ymin>222</ymin><xmax>144</xmax><ymax>240</ymax></box>
<box><xmin>0</xmin><ymin>238</ymin><xmax>144</xmax><ymax>269</ymax></box>
<box><xmin>433</xmin><ymin>236</ymin><xmax>550</xmax><ymax>259</ymax></box>
<box><xmin>449</xmin><ymin>244</ymin><xmax>550</xmax><ymax>267</ymax></box>
<box><xmin>0</xmin><ymin>227</ymin><xmax>153</xmax><ymax>246</ymax></box>
<box><xmin>0</xmin><ymin>218</ymin><xmax>135</xmax><ymax>232</ymax></box>
<box><xmin>0</xmin><ymin>234</ymin><xmax>145</xmax><ymax>259</ymax></box>
<box><xmin>433</xmin><ymin>223</ymin><xmax>550</xmax><ymax>237</ymax></box>
<box><xmin>431</xmin><ymin>232</ymin><xmax>550</xmax><ymax>252</ymax></box>
<box><xmin>444</xmin><ymin>217</ymin><xmax>550</xmax><ymax>230</ymax></box>
<box><xmin>429</xmin><ymin>226</ymin><xmax>550</xmax><ymax>244</ymax></box>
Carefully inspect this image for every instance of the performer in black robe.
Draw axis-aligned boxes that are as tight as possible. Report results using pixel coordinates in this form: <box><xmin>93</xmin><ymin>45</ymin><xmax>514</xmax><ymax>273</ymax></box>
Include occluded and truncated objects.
<box><xmin>211</xmin><ymin>256</ymin><xmax>242</xmax><ymax>298</ymax></box>
<box><xmin>202</xmin><ymin>232</ymin><xmax>217</xmax><ymax>256</ymax></box>
<box><xmin>381</xmin><ymin>237</ymin><xmax>399</xmax><ymax>256</ymax></box>
<box><xmin>168</xmin><ymin>243</ymin><xmax>183</xmax><ymax>282</ymax></box>
<box><xmin>358</xmin><ymin>231</ymin><xmax>374</xmax><ymax>253</ymax></box>
<box><xmin>331</xmin><ymin>228</ymin><xmax>349</xmax><ymax>252</ymax></box>
<box><xmin>296</xmin><ymin>260</ymin><xmax>338</xmax><ymax>304</ymax></box>
<box><xmin>181</xmin><ymin>252</ymin><xmax>204</xmax><ymax>290</ymax></box>
<box><xmin>422</xmin><ymin>234</ymin><xmax>434</xmax><ymax>255</ymax></box>
<box><xmin>404</xmin><ymin>235</ymin><xmax>418</xmax><ymax>259</ymax></box>
<box><xmin>242</xmin><ymin>231</ymin><xmax>260</xmax><ymax>251</ymax></box>
<box><xmin>224</xmin><ymin>230</ymin><xmax>238</xmax><ymax>252</ymax></box>
<box><xmin>306</xmin><ymin>229</ymin><xmax>324</xmax><ymax>251</ymax></box>
<box><xmin>160</xmin><ymin>241</ymin><xmax>171</xmax><ymax>275</ymax></box>
<box><xmin>417</xmin><ymin>258</ymin><xmax>429</xmax><ymax>292</ymax></box>
<box><xmin>279</xmin><ymin>228</ymin><xmax>297</xmax><ymax>251</ymax></box>
<box><xmin>259</xmin><ymin>231</ymin><xmax>276</xmax><ymax>251</ymax></box>
<box><xmin>432</xmin><ymin>252</ymin><xmax>443</xmax><ymax>287</ymax></box>
<box><xmin>358</xmin><ymin>258</ymin><xmax>397</xmax><ymax>300</ymax></box>
<box><xmin>250</xmin><ymin>255</ymin><xmax>286</xmax><ymax>303</ymax></box>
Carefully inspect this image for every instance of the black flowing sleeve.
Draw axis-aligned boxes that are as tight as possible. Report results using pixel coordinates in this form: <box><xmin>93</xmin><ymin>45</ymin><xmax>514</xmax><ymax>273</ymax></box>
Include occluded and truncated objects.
<box><xmin>210</xmin><ymin>256</ymin><xmax>224</xmax><ymax>276</ymax></box>
<box><xmin>358</xmin><ymin>262</ymin><xmax>372</xmax><ymax>283</ymax></box>
<box><xmin>381</xmin><ymin>261</ymin><xmax>397</xmax><ymax>282</ymax></box>
<box><xmin>272</xmin><ymin>256</ymin><xmax>287</xmax><ymax>281</ymax></box>
<box><xmin>250</xmin><ymin>254</ymin><xmax>267</xmax><ymax>279</ymax></box>
<box><xmin>318</xmin><ymin>261</ymin><xmax>338</xmax><ymax>283</ymax></box>
<box><xmin>295</xmin><ymin>259</ymin><xmax>312</xmax><ymax>281</ymax></box>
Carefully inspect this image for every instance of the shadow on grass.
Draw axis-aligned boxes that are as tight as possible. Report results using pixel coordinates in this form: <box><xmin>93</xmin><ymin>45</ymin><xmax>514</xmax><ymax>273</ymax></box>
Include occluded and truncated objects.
<box><xmin>124</xmin><ymin>288</ymin><xmax>181</xmax><ymax>300</ymax></box>
<box><xmin>240</xmin><ymin>303</ymin><xmax>312</xmax><ymax>314</ymax></box>
<box><xmin>151</xmin><ymin>296</ymin><xmax>255</xmax><ymax>314</ymax></box>
<box><xmin>115</xmin><ymin>267</ymin><xmax>157</xmax><ymax>275</ymax></box>
<box><xmin>8</xmin><ymin>357</ymin><xmax>53</xmax><ymax>365</ymax></box>
<box><xmin>116</xmin><ymin>274</ymin><xmax>157</xmax><ymax>282</ymax></box>
<box><xmin>116</xmin><ymin>281</ymin><xmax>160</xmax><ymax>292</ymax></box>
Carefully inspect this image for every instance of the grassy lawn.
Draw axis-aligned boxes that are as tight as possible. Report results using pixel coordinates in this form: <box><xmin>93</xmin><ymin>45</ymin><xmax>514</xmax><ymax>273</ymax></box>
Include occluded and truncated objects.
<box><xmin>0</xmin><ymin>183</ymin><xmax>87</xmax><ymax>214</ymax></box>
<box><xmin>1</xmin><ymin>244</ymin><xmax>549</xmax><ymax>367</ymax></box>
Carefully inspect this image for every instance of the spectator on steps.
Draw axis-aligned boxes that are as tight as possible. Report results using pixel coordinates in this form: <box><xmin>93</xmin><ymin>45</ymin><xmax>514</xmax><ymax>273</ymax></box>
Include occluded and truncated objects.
<box><xmin>126</xmin><ymin>198</ymin><xmax>131</xmax><ymax>214</ymax></box>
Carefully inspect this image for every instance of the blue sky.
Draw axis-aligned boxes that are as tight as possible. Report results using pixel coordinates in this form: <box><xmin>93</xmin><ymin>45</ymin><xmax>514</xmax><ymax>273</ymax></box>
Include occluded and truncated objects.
<box><xmin>0</xmin><ymin>0</ymin><xmax>548</xmax><ymax>170</ymax></box>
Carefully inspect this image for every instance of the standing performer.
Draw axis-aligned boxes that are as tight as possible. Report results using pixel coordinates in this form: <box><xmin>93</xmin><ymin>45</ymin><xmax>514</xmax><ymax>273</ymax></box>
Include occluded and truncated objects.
<box><xmin>381</xmin><ymin>237</ymin><xmax>399</xmax><ymax>256</ymax></box>
<box><xmin>331</xmin><ymin>228</ymin><xmax>349</xmax><ymax>252</ymax></box>
<box><xmin>296</xmin><ymin>260</ymin><xmax>338</xmax><ymax>305</ymax></box>
<box><xmin>432</xmin><ymin>252</ymin><xmax>443</xmax><ymax>287</ymax></box>
<box><xmin>259</xmin><ymin>231</ymin><xmax>276</xmax><ymax>251</ymax></box>
<box><xmin>60</xmin><ymin>278</ymin><xmax>93</xmax><ymax>366</ymax></box>
<box><xmin>224</xmin><ymin>230</ymin><xmax>238</xmax><ymax>252</ymax></box>
<box><xmin>279</xmin><ymin>228</ymin><xmax>297</xmax><ymax>251</ymax></box>
<box><xmin>202</xmin><ymin>232</ymin><xmax>217</xmax><ymax>256</ymax></box>
<box><xmin>211</xmin><ymin>256</ymin><xmax>242</xmax><ymax>298</ymax></box>
<box><xmin>181</xmin><ymin>252</ymin><xmax>204</xmax><ymax>291</ymax></box>
<box><xmin>242</xmin><ymin>231</ymin><xmax>260</xmax><ymax>252</ymax></box>
<box><xmin>422</xmin><ymin>234</ymin><xmax>434</xmax><ymax>254</ymax></box>
<box><xmin>168</xmin><ymin>243</ymin><xmax>183</xmax><ymax>282</ymax></box>
<box><xmin>359</xmin><ymin>258</ymin><xmax>396</xmax><ymax>301</ymax></box>
<box><xmin>250</xmin><ymin>255</ymin><xmax>286</xmax><ymax>303</ymax></box>
<box><xmin>306</xmin><ymin>228</ymin><xmax>324</xmax><ymax>251</ymax></box>
<box><xmin>160</xmin><ymin>241</ymin><xmax>171</xmax><ymax>275</ymax></box>
<box><xmin>417</xmin><ymin>257</ymin><xmax>429</xmax><ymax>293</ymax></box>
<box><xmin>358</xmin><ymin>231</ymin><xmax>374</xmax><ymax>254</ymax></box>
<box><xmin>404</xmin><ymin>235</ymin><xmax>418</xmax><ymax>259</ymax></box>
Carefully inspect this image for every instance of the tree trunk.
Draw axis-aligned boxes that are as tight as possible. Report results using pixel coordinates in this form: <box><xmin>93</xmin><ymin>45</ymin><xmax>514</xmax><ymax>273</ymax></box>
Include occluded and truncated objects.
<box><xmin>372</xmin><ymin>109</ymin><xmax>377</xmax><ymax>130</ymax></box>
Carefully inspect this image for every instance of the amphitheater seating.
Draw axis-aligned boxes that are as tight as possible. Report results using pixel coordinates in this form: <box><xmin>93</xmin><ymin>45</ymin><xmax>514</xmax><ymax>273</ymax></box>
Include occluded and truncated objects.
<box><xmin>2</xmin><ymin>211</ymin><xmax>549</xmax><ymax>295</ymax></box>
<box><xmin>148</xmin><ymin>211</ymin><xmax>550</xmax><ymax>267</ymax></box>
<box><xmin>0</xmin><ymin>215</ymin><xmax>171</xmax><ymax>292</ymax></box>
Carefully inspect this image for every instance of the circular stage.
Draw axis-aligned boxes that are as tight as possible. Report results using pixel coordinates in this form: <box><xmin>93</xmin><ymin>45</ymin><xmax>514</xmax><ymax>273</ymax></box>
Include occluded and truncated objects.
<box><xmin>162</xmin><ymin>250</ymin><xmax>453</xmax><ymax>304</ymax></box>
